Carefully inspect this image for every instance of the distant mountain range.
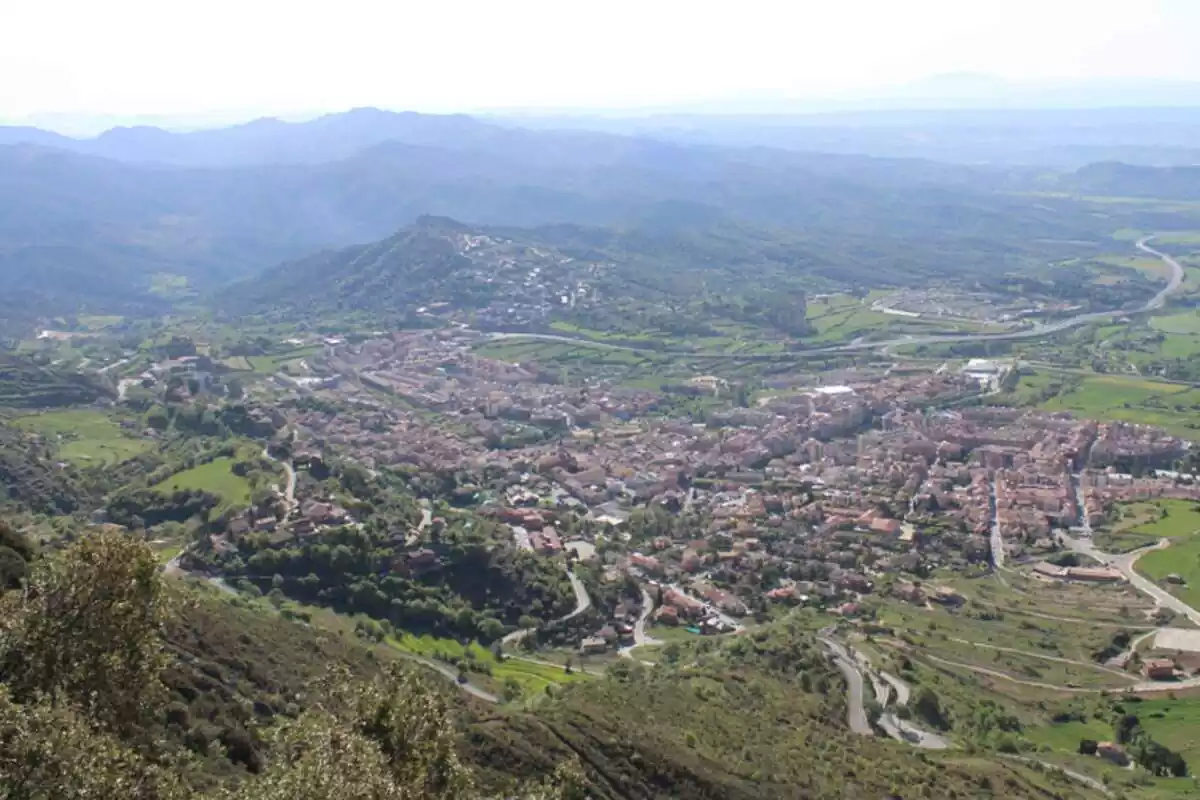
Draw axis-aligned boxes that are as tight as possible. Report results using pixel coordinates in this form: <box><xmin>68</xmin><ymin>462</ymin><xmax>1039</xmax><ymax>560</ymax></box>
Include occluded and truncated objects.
<box><xmin>9</xmin><ymin>92</ymin><xmax>1200</xmax><ymax>170</ymax></box>
<box><xmin>2</xmin><ymin>104</ymin><xmax>1199</xmax><ymax>335</ymax></box>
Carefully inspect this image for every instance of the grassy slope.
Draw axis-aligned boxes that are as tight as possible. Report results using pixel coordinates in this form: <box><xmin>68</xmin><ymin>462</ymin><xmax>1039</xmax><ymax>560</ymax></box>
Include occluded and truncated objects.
<box><xmin>1138</xmin><ymin>535</ymin><xmax>1200</xmax><ymax>609</ymax></box>
<box><xmin>153</xmin><ymin>457</ymin><xmax>252</xmax><ymax>507</ymax></box>
<box><xmin>466</xmin><ymin>631</ymin><xmax>1104</xmax><ymax>800</ymax></box>
<box><xmin>388</xmin><ymin>630</ymin><xmax>587</xmax><ymax>697</ymax></box>
<box><xmin>168</xmin><ymin>586</ymin><xmax>1105</xmax><ymax>798</ymax></box>
<box><xmin>160</xmin><ymin>583</ymin><xmax>390</xmax><ymax>783</ymax></box>
<box><xmin>13</xmin><ymin>409</ymin><xmax>153</xmax><ymax>466</ymax></box>
<box><xmin>1095</xmin><ymin>499</ymin><xmax>1200</xmax><ymax>552</ymax></box>
<box><xmin>1027</xmin><ymin>695</ymin><xmax>1200</xmax><ymax>799</ymax></box>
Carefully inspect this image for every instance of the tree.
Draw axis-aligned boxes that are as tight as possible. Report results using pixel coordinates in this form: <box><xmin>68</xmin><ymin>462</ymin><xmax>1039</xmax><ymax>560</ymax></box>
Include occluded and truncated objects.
<box><xmin>0</xmin><ymin>546</ymin><xmax>27</xmax><ymax>590</ymax></box>
<box><xmin>912</xmin><ymin>687</ymin><xmax>948</xmax><ymax>730</ymax></box>
<box><xmin>0</xmin><ymin>530</ymin><xmax>169</xmax><ymax>739</ymax></box>
<box><xmin>478</xmin><ymin>618</ymin><xmax>505</xmax><ymax>643</ymax></box>
<box><xmin>0</xmin><ymin>687</ymin><xmax>189</xmax><ymax>800</ymax></box>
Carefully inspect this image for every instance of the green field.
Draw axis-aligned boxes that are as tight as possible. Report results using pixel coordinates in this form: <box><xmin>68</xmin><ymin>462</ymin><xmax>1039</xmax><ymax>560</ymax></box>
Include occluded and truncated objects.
<box><xmin>152</xmin><ymin>457</ymin><xmax>252</xmax><ymax>506</ymax></box>
<box><xmin>388</xmin><ymin>630</ymin><xmax>586</xmax><ymax>699</ymax></box>
<box><xmin>1092</xmin><ymin>254</ymin><xmax>1174</xmax><ymax>281</ymax></box>
<box><xmin>1137</xmin><ymin>534</ymin><xmax>1200</xmax><ymax>609</ymax></box>
<box><xmin>1038</xmin><ymin>374</ymin><xmax>1200</xmax><ymax>437</ymax></box>
<box><xmin>1096</xmin><ymin>499</ymin><xmax>1200</xmax><ymax>552</ymax></box>
<box><xmin>75</xmin><ymin>314</ymin><xmax>125</xmax><ymax>331</ymax></box>
<box><xmin>1150</xmin><ymin>231</ymin><xmax>1200</xmax><ymax>246</ymax></box>
<box><xmin>1135</xmin><ymin>696</ymin><xmax>1200</xmax><ymax>773</ymax></box>
<box><xmin>1026</xmin><ymin>718</ymin><xmax>1113</xmax><ymax>752</ymax></box>
<box><xmin>1028</xmin><ymin>696</ymin><xmax>1200</xmax><ymax>798</ymax></box>
<box><xmin>13</xmin><ymin>409</ymin><xmax>153</xmax><ymax>466</ymax></box>
<box><xmin>148</xmin><ymin>273</ymin><xmax>192</xmax><ymax>298</ymax></box>
<box><xmin>1151</xmin><ymin>311</ymin><xmax>1200</xmax><ymax>335</ymax></box>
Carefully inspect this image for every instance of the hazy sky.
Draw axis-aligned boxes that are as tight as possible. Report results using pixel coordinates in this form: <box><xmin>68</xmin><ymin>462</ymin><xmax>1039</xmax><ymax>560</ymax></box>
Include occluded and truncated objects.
<box><xmin>3</xmin><ymin>0</ymin><xmax>1200</xmax><ymax>124</ymax></box>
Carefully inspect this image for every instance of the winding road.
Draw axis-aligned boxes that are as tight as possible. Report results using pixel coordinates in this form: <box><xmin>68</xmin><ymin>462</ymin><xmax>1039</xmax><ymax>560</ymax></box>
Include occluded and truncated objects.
<box><xmin>502</xmin><ymin>566</ymin><xmax>592</xmax><ymax>646</ymax></box>
<box><xmin>819</xmin><ymin>628</ymin><xmax>949</xmax><ymax>747</ymax></box>
<box><xmin>618</xmin><ymin>586</ymin><xmax>662</xmax><ymax>659</ymax></box>
<box><xmin>820</xmin><ymin>634</ymin><xmax>873</xmax><ymax>735</ymax></box>
<box><xmin>257</xmin><ymin>445</ymin><xmax>297</xmax><ymax>516</ymax></box>
<box><xmin>390</xmin><ymin>650</ymin><xmax>500</xmax><ymax>704</ymax></box>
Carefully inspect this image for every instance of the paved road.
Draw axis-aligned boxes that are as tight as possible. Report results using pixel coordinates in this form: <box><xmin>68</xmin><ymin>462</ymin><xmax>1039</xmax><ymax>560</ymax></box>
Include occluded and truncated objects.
<box><xmin>164</xmin><ymin>550</ymin><xmax>240</xmax><ymax>597</ymax></box>
<box><xmin>820</xmin><ymin>635</ymin><xmax>873</xmax><ymax>735</ymax></box>
<box><xmin>989</xmin><ymin>476</ymin><xmax>1006</xmax><ymax>571</ymax></box>
<box><xmin>1063</xmin><ymin>534</ymin><xmax>1200</xmax><ymax>626</ymax></box>
<box><xmin>618</xmin><ymin>586</ymin><xmax>662</xmax><ymax>659</ymax></box>
<box><xmin>818</xmin><ymin>632</ymin><xmax>953</xmax><ymax>747</ymax></box>
<box><xmin>1108</xmin><ymin>629</ymin><xmax>1158</xmax><ymax>669</ymax></box>
<box><xmin>262</xmin><ymin>447</ymin><xmax>297</xmax><ymax>511</ymax></box>
<box><xmin>98</xmin><ymin>356</ymin><xmax>132</xmax><ymax>375</ymax></box>
<box><xmin>502</xmin><ymin>567</ymin><xmax>592</xmax><ymax>646</ymax></box>
<box><xmin>666</xmin><ymin>583</ymin><xmax>744</xmax><ymax>630</ymax></box>
<box><xmin>482</xmin><ymin>237</ymin><xmax>1185</xmax><ymax>359</ymax></box>
<box><xmin>391</xmin><ymin>650</ymin><xmax>500</xmax><ymax>703</ymax></box>
<box><xmin>879</xmin><ymin>671</ymin><xmax>910</xmax><ymax>706</ymax></box>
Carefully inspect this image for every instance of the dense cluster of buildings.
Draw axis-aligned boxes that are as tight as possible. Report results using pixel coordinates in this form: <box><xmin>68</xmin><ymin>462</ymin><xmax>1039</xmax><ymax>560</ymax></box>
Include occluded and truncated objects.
<box><xmin>253</xmin><ymin>329</ymin><xmax>1199</xmax><ymax>617</ymax></box>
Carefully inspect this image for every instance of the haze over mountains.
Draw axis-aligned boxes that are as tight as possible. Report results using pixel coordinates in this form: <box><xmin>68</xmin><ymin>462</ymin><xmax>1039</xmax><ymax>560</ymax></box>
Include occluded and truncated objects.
<box><xmin>0</xmin><ymin>102</ymin><xmax>1198</xmax><ymax>337</ymax></box>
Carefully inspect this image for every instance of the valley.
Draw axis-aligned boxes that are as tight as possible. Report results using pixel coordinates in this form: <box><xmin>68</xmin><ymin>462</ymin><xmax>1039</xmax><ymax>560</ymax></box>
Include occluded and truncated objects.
<box><xmin>7</xmin><ymin>100</ymin><xmax>1200</xmax><ymax>800</ymax></box>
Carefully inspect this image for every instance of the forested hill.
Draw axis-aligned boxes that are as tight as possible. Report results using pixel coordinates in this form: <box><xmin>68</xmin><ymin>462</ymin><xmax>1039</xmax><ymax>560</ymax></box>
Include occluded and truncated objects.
<box><xmin>0</xmin><ymin>120</ymin><xmax>1118</xmax><ymax>334</ymax></box>
<box><xmin>218</xmin><ymin>206</ymin><xmax>1112</xmax><ymax>332</ymax></box>
<box><xmin>1062</xmin><ymin>161</ymin><xmax>1200</xmax><ymax>200</ymax></box>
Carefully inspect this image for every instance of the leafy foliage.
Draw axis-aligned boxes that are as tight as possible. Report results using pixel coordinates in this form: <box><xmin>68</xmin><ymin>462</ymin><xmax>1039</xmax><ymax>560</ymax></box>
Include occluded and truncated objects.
<box><xmin>204</xmin><ymin>515</ymin><xmax>574</xmax><ymax>642</ymax></box>
<box><xmin>0</xmin><ymin>530</ymin><xmax>169</xmax><ymax>738</ymax></box>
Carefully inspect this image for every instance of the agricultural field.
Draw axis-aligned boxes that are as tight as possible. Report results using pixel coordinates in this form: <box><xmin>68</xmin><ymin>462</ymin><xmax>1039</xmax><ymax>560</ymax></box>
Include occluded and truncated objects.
<box><xmin>148</xmin><ymin>272</ymin><xmax>192</xmax><ymax>298</ymax></box>
<box><xmin>12</xmin><ymin>409</ymin><xmax>153</xmax><ymax>466</ymax></box>
<box><xmin>939</xmin><ymin>570</ymin><xmax>1156</xmax><ymax>623</ymax></box>
<box><xmin>1090</xmin><ymin>253</ymin><xmax>1174</xmax><ymax>282</ymax></box>
<box><xmin>152</xmin><ymin>457</ymin><xmax>253</xmax><ymax>506</ymax></box>
<box><xmin>75</xmin><ymin>314</ymin><xmax>126</xmax><ymax>331</ymax></box>
<box><xmin>214</xmin><ymin>344</ymin><xmax>321</xmax><ymax>375</ymax></box>
<box><xmin>1151</xmin><ymin>311</ymin><xmax>1200</xmax><ymax>335</ymax></box>
<box><xmin>1095</xmin><ymin>499</ymin><xmax>1200</xmax><ymax>552</ymax></box>
<box><xmin>1037</xmin><ymin>373</ymin><xmax>1200</xmax><ymax>438</ymax></box>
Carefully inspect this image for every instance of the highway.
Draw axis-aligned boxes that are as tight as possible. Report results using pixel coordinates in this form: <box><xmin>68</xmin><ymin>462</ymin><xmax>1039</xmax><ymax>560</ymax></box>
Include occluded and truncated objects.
<box><xmin>482</xmin><ymin>236</ymin><xmax>1184</xmax><ymax>359</ymax></box>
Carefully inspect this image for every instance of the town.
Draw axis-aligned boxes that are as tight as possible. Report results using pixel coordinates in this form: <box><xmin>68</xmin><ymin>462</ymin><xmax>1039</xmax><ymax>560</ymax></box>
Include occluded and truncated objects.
<box><xmin>152</xmin><ymin>328</ymin><xmax>1200</xmax><ymax>672</ymax></box>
